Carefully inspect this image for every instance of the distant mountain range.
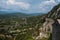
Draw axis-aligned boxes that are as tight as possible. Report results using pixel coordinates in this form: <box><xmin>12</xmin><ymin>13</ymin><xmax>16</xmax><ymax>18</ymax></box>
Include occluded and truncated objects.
<box><xmin>0</xmin><ymin>11</ymin><xmax>45</xmax><ymax>18</ymax></box>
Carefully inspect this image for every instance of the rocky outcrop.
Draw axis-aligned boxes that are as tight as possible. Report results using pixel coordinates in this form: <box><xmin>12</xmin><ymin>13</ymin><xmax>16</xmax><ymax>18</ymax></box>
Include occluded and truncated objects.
<box><xmin>43</xmin><ymin>18</ymin><xmax>54</xmax><ymax>33</ymax></box>
<box><xmin>46</xmin><ymin>3</ymin><xmax>60</xmax><ymax>40</ymax></box>
<box><xmin>39</xmin><ymin>3</ymin><xmax>60</xmax><ymax>40</ymax></box>
<box><xmin>35</xmin><ymin>18</ymin><xmax>54</xmax><ymax>40</ymax></box>
<box><xmin>41</xmin><ymin>18</ymin><xmax>60</xmax><ymax>40</ymax></box>
<box><xmin>47</xmin><ymin>3</ymin><xmax>60</xmax><ymax>19</ymax></box>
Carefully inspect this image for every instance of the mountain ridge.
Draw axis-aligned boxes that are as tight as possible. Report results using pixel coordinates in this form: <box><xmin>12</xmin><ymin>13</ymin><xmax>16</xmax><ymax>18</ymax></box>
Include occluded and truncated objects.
<box><xmin>0</xmin><ymin>11</ymin><xmax>45</xmax><ymax>18</ymax></box>
<box><xmin>47</xmin><ymin>3</ymin><xmax>60</xmax><ymax>19</ymax></box>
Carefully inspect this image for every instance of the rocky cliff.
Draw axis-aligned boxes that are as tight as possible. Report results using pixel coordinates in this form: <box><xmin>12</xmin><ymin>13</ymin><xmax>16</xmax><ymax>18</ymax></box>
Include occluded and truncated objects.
<box><xmin>34</xmin><ymin>3</ymin><xmax>60</xmax><ymax>40</ymax></box>
<box><xmin>47</xmin><ymin>3</ymin><xmax>60</xmax><ymax>19</ymax></box>
<box><xmin>43</xmin><ymin>3</ymin><xmax>60</xmax><ymax>40</ymax></box>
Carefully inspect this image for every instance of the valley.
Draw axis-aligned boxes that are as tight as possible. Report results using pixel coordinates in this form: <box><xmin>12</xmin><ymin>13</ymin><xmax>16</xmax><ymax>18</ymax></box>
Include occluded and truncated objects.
<box><xmin>0</xmin><ymin>3</ymin><xmax>60</xmax><ymax>40</ymax></box>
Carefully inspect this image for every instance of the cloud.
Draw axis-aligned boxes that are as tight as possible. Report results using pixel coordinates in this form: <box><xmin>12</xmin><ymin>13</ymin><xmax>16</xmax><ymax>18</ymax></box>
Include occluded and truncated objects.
<box><xmin>0</xmin><ymin>0</ymin><xmax>59</xmax><ymax>13</ymax></box>
<box><xmin>6</xmin><ymin>0</ymin><xmax>30</xmax><ymax>10</ymax></box>
<box><xmin>15</xmin><ymin>2</ymin><xmax>30</xmax><ymax>10</ymax></box>
<box><xmin>56</xmin><ymin>0</ymin><xmax>60</xmax><ymax>3</ymax></box>
<box><xmin>50</xmin><ymin>0</ymin><xmax>55</xmax><ymax>3</ymax></box>
<box><xmin>7</xmin><ymin>0</ymin><xmax>14</xmax><ymax>4</ymax></box>
<box><xmin>39</xmin><ymin>0</ymin><xmax>57</xmax><ymax>12</ymax></box>
<box><xmin>57</xmin><ymin>0</ymin><xmax>60</xmax><ymax>2</ymax></box>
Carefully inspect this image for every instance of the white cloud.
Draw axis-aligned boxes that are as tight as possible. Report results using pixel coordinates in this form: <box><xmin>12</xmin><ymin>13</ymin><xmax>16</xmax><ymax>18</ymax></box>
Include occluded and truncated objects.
<box><xmin>40</xmin><ymin>0</ymin><xmax>56</xmax><ymax>7</ymax></box>
<box><xmin>15</xmin><ymin>2</ymin><xmax>30</xmax><ymax>10</ymax></box>
<box><xmin>6</xmin><ymin>0</ymin><xmax>30</xmax><ymax>10</ymax></box>
<box><xmin>57</xmin><ymin>0</ymin><xmax>60</xmax><ymax>2</ymax></box>
<box><xmin>7</xmin><ymin>0</ymin><xmax>15</xmax><ymax>4</ymax></box>
<box><xmin>0</xmin><ymin>0</ymin><xmax>59</xmax><ymax>13</ymax></box>
<box><xmin>39</xmin><ymin>0</ymin><xmax>57</xmax><ymax>12</ymax></box>
<box><xmin>57</xmin><ymin>0</ymin><xmax>60</xmax><ymax>3</ymax></box>
<box><xmin>50</xmin><ymin>0</ymin><xmax>55</xmax><ymax>3</ymax></box>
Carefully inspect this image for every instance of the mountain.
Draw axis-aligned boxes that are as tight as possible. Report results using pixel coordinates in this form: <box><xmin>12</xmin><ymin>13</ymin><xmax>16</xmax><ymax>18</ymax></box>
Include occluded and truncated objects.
<box><xmin>47</xmin><ymin>3</ymin><xmax>60</xmax><ymax>19</ymax></box>
<box><xmin>28</xmin><ymin>13</ymin><xmax>45</xmax><ymax>16</ymax></box>
<box><xmin>0</xmin><ymin>11</ymin><xmax>8</xmax><ymax>14</ymax></box>
<box><xmin>0</xmin><ymin>11</ymin><xmax>45</xmax><ymax>18</ymax></box>
<box><xmin>34</xmin><ymin>3</ymin><xmax>60</xmax><ymax>40</ymax></box>
<box><xmin>0</xmin><ymin>12</ymin><xmax>29</xmax><ymax>18</ymax></box>
<box><xmin>45</xmin><ymin>3</ymin><xmax>60</xmax><ymax>40</ymax></box>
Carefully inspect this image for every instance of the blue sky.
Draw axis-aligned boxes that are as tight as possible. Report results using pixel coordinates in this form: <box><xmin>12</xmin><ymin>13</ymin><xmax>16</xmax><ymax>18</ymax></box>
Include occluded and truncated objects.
<box><xmin>0</xmin><ymin>0</ymin><xmax>60</xmax><ymax>13</ymax></box>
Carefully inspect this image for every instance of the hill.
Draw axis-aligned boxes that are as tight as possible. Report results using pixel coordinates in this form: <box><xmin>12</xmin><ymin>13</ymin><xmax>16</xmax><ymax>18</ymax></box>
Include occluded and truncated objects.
<box><xmin>47</xmin><ymin>3</ymin><xmax>60</xmax><ymax>19</ymax></box>
<box><xmin>0</xmin><ymin>11</ymin><xmax>45</xmax><ymax>18</ymax></box>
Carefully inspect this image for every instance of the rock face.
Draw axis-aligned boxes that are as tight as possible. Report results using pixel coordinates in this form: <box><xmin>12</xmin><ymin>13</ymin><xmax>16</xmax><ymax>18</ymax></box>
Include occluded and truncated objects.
<box><xmin>43</xmin><ymin>18</ymin><xmax>54</xmax><ymax>33</ymax></box>
<box><xmin>47</xmin><ymin>3</ymin><xmax>60</xmax><ymax>40</ymax></box>
<box><xmin>42</xmin><ymin>3</ymin><xmax>60</xmax><ymax>40</ymax></box>
<box><xmin>36</xmin><ymin>18</ymin><xmax>54</xmax><ymax>40</ymax></box>
<box><xmin>47</xmin><ymin>3</ymin><xmax>60</xmax><ymax>19</ymax></box>
<box><xmin>52</xmin><ymin>19</ymin><xmax>60</xmax><ymax>40</ymax></box>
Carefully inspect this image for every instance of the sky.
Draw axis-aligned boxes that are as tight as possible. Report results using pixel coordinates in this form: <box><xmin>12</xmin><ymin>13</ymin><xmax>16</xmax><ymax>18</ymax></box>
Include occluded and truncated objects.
<box><xmin>0</xmin><ymin>0</ymin><xmax>60</xmax><ymax>13</ymax></box>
